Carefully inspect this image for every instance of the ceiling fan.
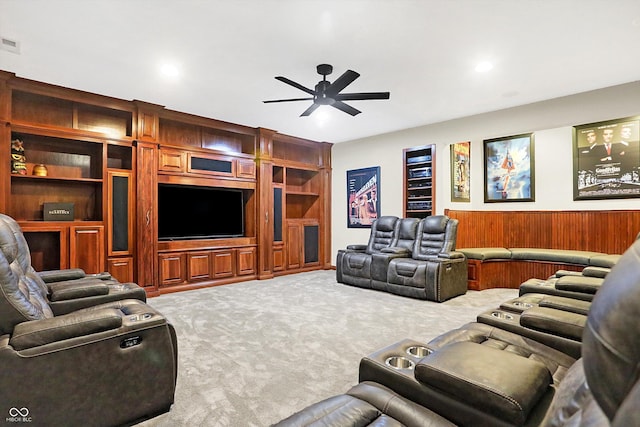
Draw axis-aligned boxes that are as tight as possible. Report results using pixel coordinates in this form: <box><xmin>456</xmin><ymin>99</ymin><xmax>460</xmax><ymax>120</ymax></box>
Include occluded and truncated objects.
<box><xmin>263</xmin><ymin>64</ymin><xmax>390</xmax><ymax>117</ymax></box>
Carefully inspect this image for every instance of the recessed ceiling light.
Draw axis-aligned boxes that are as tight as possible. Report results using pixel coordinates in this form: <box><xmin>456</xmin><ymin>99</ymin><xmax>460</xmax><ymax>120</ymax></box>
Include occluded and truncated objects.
<box><xmin>160</xmin><ymin>63</ymin><xmax>180</xmax><ymax>78</ymax></box>
<box><xmin>475</xmin><ymin>61</ymin><xmax>493</xmax><ymax>73</ymax></box>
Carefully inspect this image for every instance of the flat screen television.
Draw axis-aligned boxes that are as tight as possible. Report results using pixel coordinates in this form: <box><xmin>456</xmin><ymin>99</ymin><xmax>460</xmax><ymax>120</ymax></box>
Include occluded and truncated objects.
<box><xmin>158</xmin><ymin>184</ymin><xmax>244</xmax><ymax>240</ymax></box>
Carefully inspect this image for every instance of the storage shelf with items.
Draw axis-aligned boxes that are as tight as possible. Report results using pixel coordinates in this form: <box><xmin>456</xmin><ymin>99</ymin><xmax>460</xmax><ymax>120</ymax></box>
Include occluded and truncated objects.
<box><xmin>3</xmin><ymin>75</ymin><xmax>136</xmax><ymax>276</ymax></box>
<box><xmin>10</xmin><ymin>132</ymin><xmax>104</xmax><ymax>222</ymax></box>
<box><xmin>404</xmin><ymin>145</ymin><xmax>435</xmax><ymax>218</ymax></box>
<box><xmin>270</xmin><ymin>134</ymin><xmax>331</xmax><ymax>275</ymax></box>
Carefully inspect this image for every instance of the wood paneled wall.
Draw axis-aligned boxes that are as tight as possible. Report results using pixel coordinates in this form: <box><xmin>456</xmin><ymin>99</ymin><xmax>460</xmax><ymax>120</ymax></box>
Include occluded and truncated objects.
<box><xmin>445</xmin><ymin>209</ymin><xmax>640</xmax><ymax>255</ymax></box>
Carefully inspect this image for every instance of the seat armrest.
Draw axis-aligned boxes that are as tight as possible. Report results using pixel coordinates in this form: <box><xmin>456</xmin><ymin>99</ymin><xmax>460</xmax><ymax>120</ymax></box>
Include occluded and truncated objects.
<box><xmin>555</xmin><ymin>275</ymin><xmax>603</xmax><ymax>294</ymax></box>
<box><xmin>520</xmin><ymin>307</ymin><xmax>586</xmax><ymax>341</ymax></box>
<box><xmin>414</xmin><ymin>341</ymin><xmax>551</xmax><ymax>426</ymax></box>
<box><xmin>381</xmin><ymin>247</ymin><xmax>411</xmax><ymax>255</ymax></box>
<box><xmin>37</xmin><ymin>268</ymin><xmax>87</xmax><ymax>283</ymax></box>
<box><xmin>9</xmin><ymin>308</ymin><xmax>123</xmax><ymax>350</ymax></box>
<box><xmin>346</xmin><ymin>244</ymin><xmax>367</xmax><ymax>252</ymax></box>
<box><xmin>538</xmin><ymin>296</ymin><xmax>591</xmax><ymax>316</ymax></box>
<box><xmin>48</xmin><ymin>280</ymin><xmax>110</xmax><ymax>301</ymax></box>
<box><xmin>437</xmin><ymin>251</ymin><xmax>465</xmax><ymax>259</ymax></box>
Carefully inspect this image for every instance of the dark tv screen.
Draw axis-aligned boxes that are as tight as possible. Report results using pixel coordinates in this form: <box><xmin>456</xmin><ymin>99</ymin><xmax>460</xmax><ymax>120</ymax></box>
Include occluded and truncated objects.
<box><xmin>158</xmin><ymin>184</ymin><xmax>244</xmax><ymax>240</ymax></box>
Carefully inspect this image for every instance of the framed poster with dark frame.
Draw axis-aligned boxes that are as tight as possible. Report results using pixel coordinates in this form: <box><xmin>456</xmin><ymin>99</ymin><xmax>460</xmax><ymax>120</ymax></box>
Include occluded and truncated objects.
<box><xmin>573</xmin><ymin>116</ymin><xmax>640</xmax><ymax>200</ymax></box>
<box><xmin>450</xmin><ymin>141</ymin><xmax>470</xmax><ymax>202</ymax></box>
<box><xmin>347</xmin><ymin>166</ymin><xmax>380</xmax><ymax>228</ymax></box>
<box><xmin>483</xmin><ymin>133</ymin><xmax>535</xmax><ymax>202</ymax></box>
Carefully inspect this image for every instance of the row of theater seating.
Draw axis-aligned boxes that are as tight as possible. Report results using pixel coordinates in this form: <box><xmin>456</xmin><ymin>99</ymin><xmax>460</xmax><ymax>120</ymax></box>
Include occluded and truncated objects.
<box><xmin>0</xmin><ymin>214</ymin><xmax>178</xmax><ymax>426</ymax></box>
<box><xmin>274</xmin><ymin>223</ymin><xmax>640</xmax><ymax>426</ymax></box>
<box><xmin>336</xmin><ymin>215</ymin><xmax>468</xmax><ymax>302</ymax></box>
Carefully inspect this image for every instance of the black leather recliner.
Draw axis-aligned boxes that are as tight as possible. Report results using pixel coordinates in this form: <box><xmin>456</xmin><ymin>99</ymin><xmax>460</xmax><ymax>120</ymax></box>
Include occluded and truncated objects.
<box><xmin>0</xmin><ymin>213</ymin><xmax>147</xmax><ymax>315</ymax></box>
<box><xmin>385</xmin><ymin>215</ymin><xmax>467</xmax><ymax>301</ymax></box>
<box><xmin>275</xmin><ymin>240</ymin><xmax>640</xmax><ymax>427</ymax></box>
<box><xmin>0</xmin><ymin>213</ymin><xmax>178</xmax><ymax>426</ymax></box>
<box><xmin>336</xmin><ymin>216</ymin><xmax>400</xmax><ymax>288</ymax></box>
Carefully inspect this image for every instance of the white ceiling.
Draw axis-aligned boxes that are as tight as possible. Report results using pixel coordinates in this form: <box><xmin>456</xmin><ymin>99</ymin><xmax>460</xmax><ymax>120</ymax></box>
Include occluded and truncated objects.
<box><xmin>1</xmin><ymin>0</ymin><xmax>640</xmax><ymax>143</ymax></box>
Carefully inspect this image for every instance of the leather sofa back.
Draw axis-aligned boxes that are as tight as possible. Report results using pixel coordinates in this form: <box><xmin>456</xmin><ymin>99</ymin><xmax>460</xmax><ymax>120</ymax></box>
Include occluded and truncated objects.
<box><xmin>0</xmin><ymin>214</ymin><xmax>53</xmax><ymax>335</ymax></box>
<box><xmin>366</xmin><ymin>216</ymin><xmax>399</xmax><ymax>254</ymax></box>
<box><xmin>391</xmin><ymin>218</ymin><xmax>420</xmax><ymax>254</ymax></box>
<box><xmin>582</xmin><ymin>238</ymin><xmax>640</xmax><ymax>420</ymax></box>
<box><xmin>412</xmin><ymin>216</ymin><xmax>458</xmax><ymax>260</ymax></box>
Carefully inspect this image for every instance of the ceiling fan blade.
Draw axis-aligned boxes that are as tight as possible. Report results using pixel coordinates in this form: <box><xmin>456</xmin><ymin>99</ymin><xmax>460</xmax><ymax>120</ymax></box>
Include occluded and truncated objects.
<box><xmin>331</xmin><ymin>101</ymin><xmax>361</xmax><ymax>116</ymax></box>
<box><xmin>300</xmin><ymin>103</ymin><xmax>320</xmax><ymax>117</ymax></box>
<box><xmin>336</xmin><ymin>92</ymin><xmax>390</xmax><ymax>101</ymax></box>
<box><xmin>275</xmin><ymin>76</ymin><xmax>315</xmax><ymax>95</ymax></box>
<box><xmin>263</xmin><ymin>97</ymin><xmax>313</xmax><ymax>103</ymax></box>
<box><xmin>326</xmin><ymin>70</ymin><xmax>360</xmax><ymax>96</ymax></box>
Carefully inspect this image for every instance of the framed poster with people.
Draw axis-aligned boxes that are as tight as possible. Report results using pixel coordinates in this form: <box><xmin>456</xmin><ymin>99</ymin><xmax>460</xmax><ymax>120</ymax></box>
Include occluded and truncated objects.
<box><xmin>346</xmin><ymin>166</ymin><xmax>380</xmax><ymax>228</ymax></box>
<box><xmin>573</xmin><ymin>116</ymin><xmax>640</xmax><ymax>200</ymax></box>
<box><xmin>450</xmin><ymin>141</ymin><xmax>470</xmax><ymax>202</ymax></box>
<box><xmin>483</xmin><ymin>133</ymin><xmax>535</xmax><ymax>202</ymax></box>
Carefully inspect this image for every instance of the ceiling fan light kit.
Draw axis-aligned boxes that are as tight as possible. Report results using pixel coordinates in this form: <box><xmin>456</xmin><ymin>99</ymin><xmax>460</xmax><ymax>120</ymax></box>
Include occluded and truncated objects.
<box><xmin>264</xmin><ymin>64</ymin><xmax>390</xmax><ymax>117</ymax></box>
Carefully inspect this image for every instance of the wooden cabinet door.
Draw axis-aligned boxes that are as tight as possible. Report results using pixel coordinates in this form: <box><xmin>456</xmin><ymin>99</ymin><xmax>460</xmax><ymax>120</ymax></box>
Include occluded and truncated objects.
<box><xmin>188</xmin><ymin>251</ymin><xmax>212</xmax><ymax>281</ymax></box>
<box><xmin>158</xmin><ymin>253</ymin><xmax>185</xmax><ymax>287</ymax></box>
<box><xmin>237</xmin><ymin>247</ymin><xmax>256</xmax><ymax>276</ymax></box>
<box><xmin>70</xmin><ymin>225</ymin><xmax>104</xmax><ymax>274</ymax></box>
<box><xmin>108</xmin><ymin>257</ymin><xmax>134</xmax><ymax>283</ymax></box>
<box><xmin>286</xmin><ymin>222</ymin><xmax>301</xmax><ymax>270</ymax></box>
<box><xmin>212</xmin><ymin>250</ymin><xmax>235</xmax><ymax>278</ymax></box>
<box><xmin>158</xmin><ymin>148</ymin><xmax>186</xmax><ymax>173</ymax></box>
<box><xmin>236</xmin><ymin>158</ymin><xmax>256</xmax><ymax>179</ymax></box>
<box><xmin>273</xmin><ymin>244</ymin><xmax>284</xmax><ymax>272</ymax></box>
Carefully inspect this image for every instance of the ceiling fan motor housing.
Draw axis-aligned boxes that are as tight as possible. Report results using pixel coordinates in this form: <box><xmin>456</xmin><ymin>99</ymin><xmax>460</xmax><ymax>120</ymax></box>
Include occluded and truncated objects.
<box><xmin>314</xmin><ymin>81</ymin><xmax>334</xmax><ymax>105</ymax></box>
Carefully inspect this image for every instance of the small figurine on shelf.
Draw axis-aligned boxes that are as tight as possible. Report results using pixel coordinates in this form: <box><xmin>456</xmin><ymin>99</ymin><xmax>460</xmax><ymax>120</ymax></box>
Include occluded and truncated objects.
<box><xmin>11</xmin><ymin>137</ymin><xmax>27</xmax><ymax>175</ymax></box>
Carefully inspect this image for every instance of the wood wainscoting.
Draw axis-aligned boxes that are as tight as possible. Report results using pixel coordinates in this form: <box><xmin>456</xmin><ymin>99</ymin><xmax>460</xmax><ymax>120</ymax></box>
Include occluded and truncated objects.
<box><xmin>445</xmin><ymin>209</ymin><xmax>640</xmax><ymax>289</ymax></box>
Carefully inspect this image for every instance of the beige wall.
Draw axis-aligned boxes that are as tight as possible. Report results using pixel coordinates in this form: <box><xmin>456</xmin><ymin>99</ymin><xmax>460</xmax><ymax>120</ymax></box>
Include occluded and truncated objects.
<box><xmin>331</xmin><ymin>81</ymin><xmax>640</xmax><ymax>261</ymax></box>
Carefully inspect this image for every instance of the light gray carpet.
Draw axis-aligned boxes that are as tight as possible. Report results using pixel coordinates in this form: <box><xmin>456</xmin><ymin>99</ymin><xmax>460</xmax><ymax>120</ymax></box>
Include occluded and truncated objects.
<box><xmin>137</xmin><ymin>270</ymin><xmax>518</xmax><ymax>427</ymax></box>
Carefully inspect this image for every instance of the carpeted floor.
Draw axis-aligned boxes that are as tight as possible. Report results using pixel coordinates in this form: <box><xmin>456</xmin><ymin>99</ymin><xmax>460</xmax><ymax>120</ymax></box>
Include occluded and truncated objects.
<box><xmin>137</xmin><ymin>270</ymin><xmax>518</xmax><ymax>427</ymax></box>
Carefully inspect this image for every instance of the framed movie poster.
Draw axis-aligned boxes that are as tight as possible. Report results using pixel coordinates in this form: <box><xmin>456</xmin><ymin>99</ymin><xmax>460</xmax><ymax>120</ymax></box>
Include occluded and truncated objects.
<box><xmin>483</xmin><ymin>133</ymin><xmax>535</xmax><ymax>202</ymax></box>
<box><xmin>451</xmin><ymin>141</ymin><xmax>470</xmax><ymax>202</ymax></box>
<box><xmin>347</xmin><ymin>166</ymin><xmax>380</xmax><ymax>228</ymax></box>
<box><xmin>573</xmin><ymin>116</ymin><xmax>640</xmax><ymax>200</ymax></box>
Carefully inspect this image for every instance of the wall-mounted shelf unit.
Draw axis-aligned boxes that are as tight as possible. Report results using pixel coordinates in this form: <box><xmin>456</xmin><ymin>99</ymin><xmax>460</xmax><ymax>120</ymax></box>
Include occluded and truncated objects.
<box><xmin>403</xmin><ymin>145</ymin><xmax>435</xmax><ymax>218</ymax></box>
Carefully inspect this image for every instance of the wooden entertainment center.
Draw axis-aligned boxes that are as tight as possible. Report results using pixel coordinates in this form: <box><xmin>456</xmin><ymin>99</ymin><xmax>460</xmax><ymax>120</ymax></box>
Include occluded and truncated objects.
<box><xmin>0</xmin><ymin>71</ymin><xmax>332</xmax><ymax>296</ymax></box>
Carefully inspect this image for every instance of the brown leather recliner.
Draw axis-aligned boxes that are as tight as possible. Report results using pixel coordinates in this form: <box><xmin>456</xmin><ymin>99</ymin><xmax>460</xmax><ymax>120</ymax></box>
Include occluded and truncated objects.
<box><xmin>0</xmin><ymin>213</ymin><xmax>146</xmax><ymax>316</ymax></box>
<box><xmin>0</xmin><ymin>214</ymin><xmax>178</xmax><ymax>426</ymax></box>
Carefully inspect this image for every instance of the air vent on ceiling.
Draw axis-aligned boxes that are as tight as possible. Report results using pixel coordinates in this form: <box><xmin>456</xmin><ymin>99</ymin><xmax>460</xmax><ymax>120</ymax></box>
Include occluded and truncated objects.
<box><xmin>1</xmin><ymin>37</ymin><xmax>20</xmax><ymax>54</ymax></box>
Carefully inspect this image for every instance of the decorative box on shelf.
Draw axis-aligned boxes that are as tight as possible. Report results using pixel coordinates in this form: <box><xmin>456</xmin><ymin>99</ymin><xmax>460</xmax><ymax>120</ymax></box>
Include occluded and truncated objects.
<box><xmin>43</xmin><ymin>203</ymin><xmax>74</xmax><ymax>221</ymax></box>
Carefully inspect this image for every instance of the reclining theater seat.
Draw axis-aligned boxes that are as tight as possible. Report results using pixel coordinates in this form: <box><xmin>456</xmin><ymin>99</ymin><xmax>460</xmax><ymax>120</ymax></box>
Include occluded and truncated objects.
<box><xmin>0</xmin><ymin>221</ymin><xmax>178</xmax><ymax>425</ymax></box>
<box><xmin>386</xmin><ymin>215</ymin><xmax>468</xmax><ymax>301</ymax></box>
<box><xmin>336</xmin><ymin>216</ymin><xmax>399</xmax><ymax>288</ymax></box>
<box><xmin>370</xmin><ymin>217</ymin><xmax>420</xmax><ymax>291</ymax></box>
<box><xmin>0</xmin><ymin>213</ymin><xmax>146</xmax><ymax>315</ymax></box>
<box><xmin>275</xmin><ymin>240</ymin><xmax>640</xmax><ymax>426</ymax></box>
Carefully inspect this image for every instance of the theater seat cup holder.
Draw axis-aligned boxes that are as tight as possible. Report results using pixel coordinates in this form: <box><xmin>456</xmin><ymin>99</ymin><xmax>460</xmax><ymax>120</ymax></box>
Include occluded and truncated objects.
<box><xmin>491</xmin><ymin>311</ymin><xmax>514</xmax><ymax>320</ymax></box>
<box><xmin>385</xmin><ymin>356</ymin><xmax>415</xmax><ymax>370</ymax></box>
<box><xmin>406</xmin><ymin>345</ymin><xmax>432</xmax><ymax>357</ymax></box>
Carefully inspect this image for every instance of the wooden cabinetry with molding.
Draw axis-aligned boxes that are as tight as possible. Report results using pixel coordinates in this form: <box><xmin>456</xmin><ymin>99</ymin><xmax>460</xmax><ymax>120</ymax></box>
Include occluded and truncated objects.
<box><xmin>0</xmin><ymin>70</ymin><xmax>331</xmax><ymax>296</ymax></box>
